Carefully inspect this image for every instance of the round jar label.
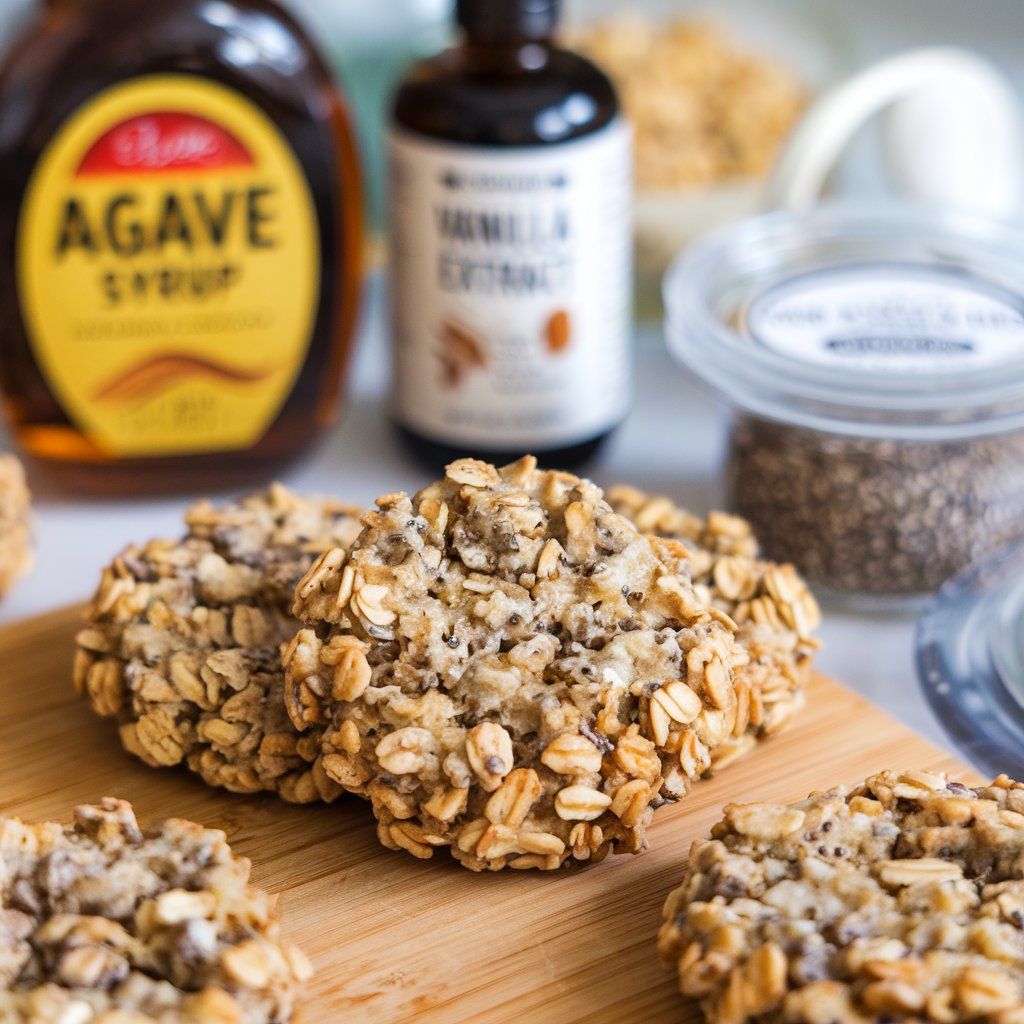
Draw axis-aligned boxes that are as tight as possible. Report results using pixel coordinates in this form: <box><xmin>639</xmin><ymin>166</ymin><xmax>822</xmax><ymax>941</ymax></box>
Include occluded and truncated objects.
<box><xmin>18</xmin><ymin>75</ymin><xmax>320</xmax><ymax>457</ymax></box>
<box><xmin>743</xmin><ymin>262</ymin><xmax>1024</xmax><ymax>375</ymax></box>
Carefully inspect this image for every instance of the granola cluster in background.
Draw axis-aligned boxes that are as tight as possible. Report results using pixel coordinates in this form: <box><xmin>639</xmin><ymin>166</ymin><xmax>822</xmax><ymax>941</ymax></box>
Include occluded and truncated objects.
<box><xmin>572</xmin><ymin>18</ymin><xmax>806</xmax><ymax>191</ymax></box>
<box><xmin>0</xmin><ymin>453</ymin><xmax>32</xmax><ymax>599</ymax></box>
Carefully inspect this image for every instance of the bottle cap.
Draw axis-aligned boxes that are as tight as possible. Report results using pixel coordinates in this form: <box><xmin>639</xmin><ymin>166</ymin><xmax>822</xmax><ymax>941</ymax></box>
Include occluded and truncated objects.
<box><xmin>456</xmin><ymin>0</ymin><xmax>560</xmax><ymax>42</ymax></box>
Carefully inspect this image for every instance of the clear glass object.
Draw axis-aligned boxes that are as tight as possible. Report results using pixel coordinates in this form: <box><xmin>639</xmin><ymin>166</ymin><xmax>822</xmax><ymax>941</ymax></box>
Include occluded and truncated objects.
<box><xmin>916</xmin><ymin>543</ymin><xmax>1024</xmax><ymax>777</ymax></box>
<box><xmin>663</xmin><ymin>202</ymin><xmax>1024</xmax><ymax>607</ymax></box>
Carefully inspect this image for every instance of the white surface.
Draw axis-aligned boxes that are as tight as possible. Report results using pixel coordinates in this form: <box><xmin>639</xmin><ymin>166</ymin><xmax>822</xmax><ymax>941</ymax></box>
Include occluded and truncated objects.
<box><xmin>0</xmin><ymin>277</ymin><xmax>956</xmax><ymax>763</ymax></box>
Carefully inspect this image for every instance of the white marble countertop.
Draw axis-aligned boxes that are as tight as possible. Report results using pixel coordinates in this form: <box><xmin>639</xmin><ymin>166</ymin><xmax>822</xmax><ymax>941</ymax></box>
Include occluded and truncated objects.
<box><xmin>0</xmin><ymin>277</ymin><xmax>957</xmax><ymax>763</ymax></box>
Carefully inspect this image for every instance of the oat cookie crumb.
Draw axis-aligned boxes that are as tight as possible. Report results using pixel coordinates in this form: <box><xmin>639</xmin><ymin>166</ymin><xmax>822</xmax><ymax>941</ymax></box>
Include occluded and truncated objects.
<box><xmin>659</xmin><ymin>770</ymin><xmax>1024</xmax><ymax>1023</ymax></box>
<box><xmin>75</xmin><ymin>484</ymin><xmax>361</xmax><ymax>802</ymax></box>
<box><xmin>285</xmin><ymin>457</ymin><xmax>808</xmax><ymax>871</ymax></box>
<box><xmin>0</xmin><ymin>798</ymin><xmax>309</xmax><ymax>1023</ymax></box>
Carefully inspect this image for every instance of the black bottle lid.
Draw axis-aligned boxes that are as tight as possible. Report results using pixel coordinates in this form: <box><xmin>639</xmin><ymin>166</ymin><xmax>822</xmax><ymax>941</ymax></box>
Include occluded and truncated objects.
<box><xmin>456</xmin><ymin>0</ymin><xmax>560</xmax><ymax>42</ymax></box>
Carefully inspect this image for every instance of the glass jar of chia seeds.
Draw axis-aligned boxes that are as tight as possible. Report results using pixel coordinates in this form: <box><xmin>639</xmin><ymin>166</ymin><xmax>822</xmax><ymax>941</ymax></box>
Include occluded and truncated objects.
<box><xmin>663</xmin><ymin>203</ymin><xmax>1024</xmax><ymax>608</ymax></box>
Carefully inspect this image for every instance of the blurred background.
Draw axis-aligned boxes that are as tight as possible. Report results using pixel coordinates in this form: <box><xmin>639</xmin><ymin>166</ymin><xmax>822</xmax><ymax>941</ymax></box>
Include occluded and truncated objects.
<box><xmin>4</xmin><ymin>0</ymin><xmax>1024</xmax><ymax>765</ymax></box>
<box><xmin>6</xmin><ymin>0</ymin><xmax>1022</xmax><ymax>239</ymax></box>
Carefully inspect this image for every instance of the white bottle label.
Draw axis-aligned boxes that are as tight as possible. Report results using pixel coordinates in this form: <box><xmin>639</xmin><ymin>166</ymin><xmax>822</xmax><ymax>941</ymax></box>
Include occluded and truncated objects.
<box><xmin>388</xmin><ymin>120</ymin><xmax>633</xmax><ymax>449</ymax></box>
<box><xmin>744</xmin><ymin>262</ymin><xmax>1024</xmax><ymax>376</ymax></box>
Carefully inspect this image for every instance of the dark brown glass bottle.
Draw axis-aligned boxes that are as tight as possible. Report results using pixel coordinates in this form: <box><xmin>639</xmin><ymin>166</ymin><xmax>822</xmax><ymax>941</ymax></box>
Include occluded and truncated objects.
<box><xmin>0</xmin><ymin>0</ymin><xmax>362</xmax><ymax>495</ymax></box>
<box><xmin>389</xmin><ymin>0</ymin><xmax>632</xmax><ymax>471</ymax></box>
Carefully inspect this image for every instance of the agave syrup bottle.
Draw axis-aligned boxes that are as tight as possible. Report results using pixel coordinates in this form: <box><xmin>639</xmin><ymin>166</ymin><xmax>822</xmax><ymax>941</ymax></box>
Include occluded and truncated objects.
<box><xmin>0</xmin><ymin>0</ymin><xmax>363</xmax><ymax>493</ymax></box>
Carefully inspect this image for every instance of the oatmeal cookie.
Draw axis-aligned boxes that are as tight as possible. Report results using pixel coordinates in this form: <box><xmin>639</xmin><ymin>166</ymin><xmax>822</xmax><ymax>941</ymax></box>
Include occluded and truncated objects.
<box><xmin>659</xmin><ymin>770</ymin><xmax>1024</xmax><ymax>1024</ymax></box>
<box><xmin>283</xmin><ymin>456</ymin><xmax>805</xmax><ymax>872</ymax></box>
<box><xmin>608</xmin><ymin>485</ymin><xmax>820</xmax><ymax>768</ymax></box>
<box><xmin>0</xmin><ymin>798</ymin><xmax>310</xmax><ymax>1023</ymax></box>
<box><xmin>0</xmin><ymin>453</ymin><xmax>32</xmax><ymax>599</ymax></box>
<box><xmin>74</xmin><ymin>484</ymin><xmax>362</xmax><ymax>803</ymax></box>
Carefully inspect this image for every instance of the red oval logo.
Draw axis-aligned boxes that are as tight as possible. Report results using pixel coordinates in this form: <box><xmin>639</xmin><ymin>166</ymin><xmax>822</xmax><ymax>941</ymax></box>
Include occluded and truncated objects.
<box><xmin>77</xmin><ymin>112</ymin><xmax>254</xmax><ymax>175</ymax></box>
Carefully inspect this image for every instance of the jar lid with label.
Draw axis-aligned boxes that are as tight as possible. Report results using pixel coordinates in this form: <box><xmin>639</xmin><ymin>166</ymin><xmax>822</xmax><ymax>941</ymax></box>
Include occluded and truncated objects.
<box><xmin>916</xmin><ymin>542</ymin><xmax>1024</xmax><ymax>777</ymax></box>
<box><xmin>664</xmin><ymin>202</ymin><xmax>1024</xmax><ymax>440</ymax></box>
<box><xmin>663</xmin><ymin>203</ymin><xmax>1024</xmax><ymax>604</ymax></box>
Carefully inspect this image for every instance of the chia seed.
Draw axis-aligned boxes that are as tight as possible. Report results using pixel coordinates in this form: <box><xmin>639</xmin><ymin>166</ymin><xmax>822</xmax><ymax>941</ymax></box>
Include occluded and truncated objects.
<box><xmin>729</xmin><ymin>415</ymin><xmax>1024</xmax><ymax>598</ymax></box>
<box><xmin>662</xmin><ymin>206</ymin><xmax>1024</xmax><ymax>605</ymax></box>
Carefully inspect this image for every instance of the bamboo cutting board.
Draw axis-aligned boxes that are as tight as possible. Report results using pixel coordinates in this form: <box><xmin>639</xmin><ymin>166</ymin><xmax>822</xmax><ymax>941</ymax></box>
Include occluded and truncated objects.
<box><xmin>0</xmin><ymin>605</ymin><xmax>976</xmax><ymax>1024</ymax></box>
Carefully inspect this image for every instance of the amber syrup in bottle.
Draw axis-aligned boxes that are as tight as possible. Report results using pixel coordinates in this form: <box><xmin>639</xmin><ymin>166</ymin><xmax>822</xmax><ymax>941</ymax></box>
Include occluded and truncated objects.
<box><xmin>388</xmin><ymin>0</ymin><xmax>632</xmax><ymax>471</ymax></box>
<box><xmin>0</xmin><ymin>0</ymin><xmax>363</xmax><ymax>494</ymax></box>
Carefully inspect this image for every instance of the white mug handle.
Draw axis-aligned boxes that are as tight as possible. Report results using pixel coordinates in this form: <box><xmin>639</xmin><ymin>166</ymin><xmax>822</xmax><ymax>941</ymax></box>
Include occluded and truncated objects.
<box><xmin>766</xmin><ymin>47</ymin><xmax>1024</xmax><ymax>217</ymax></box>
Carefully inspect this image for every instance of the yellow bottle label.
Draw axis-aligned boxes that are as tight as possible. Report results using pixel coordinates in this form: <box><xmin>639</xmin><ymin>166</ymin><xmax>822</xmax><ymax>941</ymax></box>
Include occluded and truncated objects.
<box><xmin>18</xmin><ymin>75</ymin><xmax>320</xmax><ymax>457</ymax></box>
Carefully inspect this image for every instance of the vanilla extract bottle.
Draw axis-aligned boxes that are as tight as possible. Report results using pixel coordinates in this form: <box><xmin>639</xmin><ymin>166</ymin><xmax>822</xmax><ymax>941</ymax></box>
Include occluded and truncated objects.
<box><xmin>389</xmin><ymin>0</ymin><xmax>633</xmax><ymax>469</ymax></box>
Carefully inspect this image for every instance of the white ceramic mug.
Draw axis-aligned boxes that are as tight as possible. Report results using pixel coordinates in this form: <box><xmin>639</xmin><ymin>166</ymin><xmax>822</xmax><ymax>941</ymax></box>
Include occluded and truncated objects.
<box><xmin>767</xmin><ymin>47</ymin><xmax>1024</xmax><ymax>218</ymax></box>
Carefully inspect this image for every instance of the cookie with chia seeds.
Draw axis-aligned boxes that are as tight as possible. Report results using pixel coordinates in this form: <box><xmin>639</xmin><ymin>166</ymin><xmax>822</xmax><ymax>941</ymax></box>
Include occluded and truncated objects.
<box><xmin>659</xmin><ymin>770</ymin><xmax>1024</xmax><ymax>1024</ymax></box>
<box><xmin>608</xmin><ymin>485</ymin><xmax>821</xmax><ymax>767</ymax></box>
<box><xmin>74</xmin><ymin>484</ymin><xmax>362</xmax><ymax>803</ymax></box>
<box><xmin>281</xmin><ymin>455</ymin><xmax>792</xmax><ymax>872</ymax></box>
<box><xmin>0</xmin><ymin>798</ymin><xmax>310</xmax><ymax>1023</ymax></box>
<box><xmin>0</xmin><ymin>453</ymin><xmax>32</xmax><ymax>599</ymax></box>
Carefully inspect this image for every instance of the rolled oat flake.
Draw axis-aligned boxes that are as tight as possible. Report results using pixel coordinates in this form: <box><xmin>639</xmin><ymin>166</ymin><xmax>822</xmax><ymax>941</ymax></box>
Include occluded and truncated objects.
<box><xmin>664</xmin><ymin>204</ymin><xmax>1024</xmax><ymax>604</ymax></box>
